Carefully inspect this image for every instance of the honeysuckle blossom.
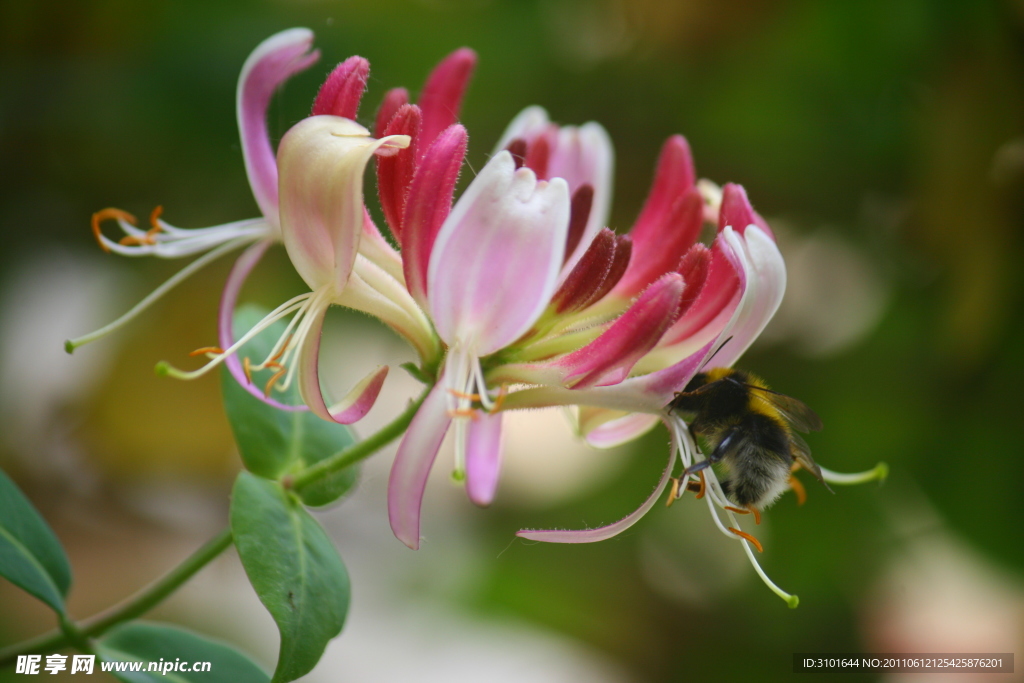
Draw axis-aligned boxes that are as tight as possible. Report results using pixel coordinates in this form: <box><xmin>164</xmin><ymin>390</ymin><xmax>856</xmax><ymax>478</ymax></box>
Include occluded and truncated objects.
<box><xmin>71</xmin><ymin>28</ymin><xmax>477</xmax><ymax>419</ymax></box>
<box><xmin>379</xmin><ymin>109</ymin><xmax>885</xmax><ymax>605</ymax></box>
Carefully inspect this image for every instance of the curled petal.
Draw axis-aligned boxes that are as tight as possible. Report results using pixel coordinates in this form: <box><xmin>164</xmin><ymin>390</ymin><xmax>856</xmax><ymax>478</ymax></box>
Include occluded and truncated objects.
<box><xmin>219</xmin><ymin>238</ymin><xmax>306</xmax><ymax>411</ymax></box>
<box><xmin>465</xmin><ymin>412</ymin><xmax>504</xmax><ymax>507</ymax></box>
<box><xmin>277</xmin><ymin>115</ymin><xmax>410</xmax><ymax>292</ymax></box>
<box><xmin>560</xmin><ymin>273</ymin><xmax>684</xmax><ymax>388</ymax></box>
<box><xmin>718</xmin><ymin>183</ymin><xmax>773</xmax><ymax>238</ymax></box>
<box><xmin>237</xmin><ymin>28</ymin><xmax>319</xmax><ymax>224</ymax></box>
<box><xmin>659</xmin><ymin>238</ymin><xmax>741</xmax><ymax>348</ymax></box>
<box><xmin>517</xmin><ymin>431</ymin><xmax>675</xmax><ymax>543</ymax></box>
<box><xmin>428</xmin><ymin>152</ymin><xmax>570</xmax><ymax>355</ymax></box>
<box><xmin>388</xmin><ymin>383</ymin><xmax>453</xmax><ymax>549</ymax></box>
<box><xmin>295</xmin><ymin>299</ymin><xmax>388</xmax><ymax>424</ymax></box>
<box><xmin>417</xmin><ymin>47</ymin><xmax>477</xmax><ymax>154</ymax></box>
<box><xmin>311</xmin><ymin>56</ymin><xmax>370</xmax><ymax>119</ymax></box>
<box><xmin>402</xmin><ymin>124</ymin><xmax>467</xmax><ymax>306</ymax></box>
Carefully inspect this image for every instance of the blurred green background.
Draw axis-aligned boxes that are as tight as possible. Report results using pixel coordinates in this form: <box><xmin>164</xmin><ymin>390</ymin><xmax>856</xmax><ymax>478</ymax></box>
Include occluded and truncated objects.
<box><xmin>2</xmin><ymin>0</ymin><xmax>1023</xmax><ymax>681</ymax></box>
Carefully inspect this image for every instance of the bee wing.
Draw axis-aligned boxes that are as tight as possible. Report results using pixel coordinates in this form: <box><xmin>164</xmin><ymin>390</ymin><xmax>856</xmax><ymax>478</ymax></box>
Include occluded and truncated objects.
<box><xmin>789</xmin><ymin>432</ymin><xmax>833</xmax><ymax>492</ymax></box>
<box><xmin>745</xmin><ymin>385</ymin><xmax>823</xmax><ymax>432</ymax></box>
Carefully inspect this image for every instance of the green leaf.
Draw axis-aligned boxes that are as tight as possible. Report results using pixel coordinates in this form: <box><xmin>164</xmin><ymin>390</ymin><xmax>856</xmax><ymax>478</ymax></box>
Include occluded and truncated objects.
<box><xmin>0</xmin><ymin>467</ymin><xmax>71</xmax><ymax>614</ymax></box>
<box><xmin>221</xmin><ymin>304</ymin><xmax>357</xmax><ymax>506</ymax></box>
<box><xmin>96</xmin><ymin>621</ymin><xmax>269</xmax><ymax>683</ymax></box>
<box><xmin>230</xmin><ymin>472</ymin><xmax>349</xmax><ymax>683</ymax></box>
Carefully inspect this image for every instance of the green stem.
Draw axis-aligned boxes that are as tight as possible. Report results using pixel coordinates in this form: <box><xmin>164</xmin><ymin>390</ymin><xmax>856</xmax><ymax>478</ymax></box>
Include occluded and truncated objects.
<box><xmin>0</xmin><ymin>528</ymin><xmax>232</xmax><ymax>667</ymax></box>
<box><xmin>291</xmin><ymin>384</ymin><xmax>431</xmax><ymax>491</ymax></box>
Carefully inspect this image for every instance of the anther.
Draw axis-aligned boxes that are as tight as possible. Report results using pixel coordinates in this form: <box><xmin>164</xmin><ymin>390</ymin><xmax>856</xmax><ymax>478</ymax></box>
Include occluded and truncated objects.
<box><xmin>727</xmin><ymin>528</ymin><xmax>764</xmax><ymax>553</ymax></box>
<box><xmin>724</xmin><ymin>506</ymin><xmax>749</xmax><ymax>516</ymax></box>
<box><xmin>489</xmin><ymin>384</ymin><xmax>508</xmax><ymax>414</ymax></box>
<box><xmin>695</xmin><ymin>470</ymin><xmax>706</xmax><ymax>499</ymax></box>
<box><xmin>267</xmin><ymin>336</ymin><xmax>291</xmax><ymax>365</ymax></box>
<box><xmin>242</xmin><ymin>357</ymin><xmax>253</xmax><ymax>384</ymax></box>
<box><xmin>447</xmin><ymin>408</ymin><xmax>480</xmax><ymax>421</ymax></box>
<box><xmin>667</xmin><ymin>478</ymin><xmax>681</xmax><ymax>506</ymax></box>
<box><xmin>448</xmin><ymin>389</ymin><xmax>481</xmax><ymax>401</ymax></box>
<box><xmin>91</xmin><ymin>208</ymin><xmax>137</xmax><ymax>253</ymax></box>
<box><xmin>788</xmin><ymin>475</ymin><xmax>807</xmax><ymax>506</ymax></box>
<box><xmin>149</xmin><ymin>205</ymin><xmax>164</xmax><ymax>230</ymax></box>
<box><xmin>264</xmin><ymin>367</ymin><xmax>287</xmax><ymax>397</ymax></box>
<box><xmin>748</xmin><ymin>505</ymin><xmax>762</xmax><ymax>525</ymax></box>
<box><xmin>189</xmin><ymin>346</ymin><xmax>224</xmax><ymax>357</ymax></box>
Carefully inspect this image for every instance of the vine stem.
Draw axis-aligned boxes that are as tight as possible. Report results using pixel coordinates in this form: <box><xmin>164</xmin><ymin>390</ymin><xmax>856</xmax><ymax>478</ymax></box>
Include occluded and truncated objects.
<box><xmin>0</xmin><ymin>383</ymin><xmax>432</xmax><ymax>666</ymax></box>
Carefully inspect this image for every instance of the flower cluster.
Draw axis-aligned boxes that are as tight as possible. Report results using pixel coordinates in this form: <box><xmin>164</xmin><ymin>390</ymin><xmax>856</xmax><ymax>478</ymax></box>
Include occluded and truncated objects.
<box><xmin>74</xmin><ymin>29</ymin><xmax>885</xmax><ymax>604</ymax></box>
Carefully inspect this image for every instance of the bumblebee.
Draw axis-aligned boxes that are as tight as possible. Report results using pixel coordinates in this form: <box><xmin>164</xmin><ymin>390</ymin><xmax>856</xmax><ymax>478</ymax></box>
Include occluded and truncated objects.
<box><xmin>668</xmin><ymin>368</ymin><xmax>828</xmax><ymax>510</ymax></box>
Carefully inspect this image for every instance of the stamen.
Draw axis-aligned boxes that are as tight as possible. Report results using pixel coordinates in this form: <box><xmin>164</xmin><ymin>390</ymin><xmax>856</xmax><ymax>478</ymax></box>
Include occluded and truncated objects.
<box><xmin>724</xmin><ymin>506</ymin><xmax>749</xmax><ymax>516</ymax></box>
<box><xmin>243</xmin><ymin>357</ymin><xmax>253</xmax><ymax>384</ymax></box>
<box><xmin>448</xmin><ymin>389</ymin><xmax>481</xmax><ymax>401</ymax></box>
<box><xmin>789</xmin><ymin>475</ymin><xmax>807</xmax><ymax>506</ymax></box>
<box><xmin>92</xmin><ymin>208</ymin><xmax>137</xmax><ymax>253</ymax></box>
<box><xmin>447</xmin><ymin>408</ymin><xmax>480</xmax><ymax>421</ymax></box>
<box><xmin>65</xmin><ymin>237</ymin><xmax>252</xmax><ymax>354</ymax></box>
<box><xmin>189</xmin><ymin>346</ymin><xmax>224</xmax><ymax>357</ymax></box>
<box><xmin>149</xmin><ymin>205</ymin><xmax>164</xmax><ymax>230</ymax></box>
<box><xmin>749</xmin><ymin>505</ymin><xmax>762</xmax><ymax>525</ymax></box>
<box><xmin>488</xmin><ymin>384</ymin><xmax>508</xmax><ymax>414</ymax></box>
<box><xmin>727</xmin><ymin>528</ymin><xmax>763</xmax><ymax>553</ymax></box>
<box><xmin>695</xmin><ymin>470</ymin><xmax>706</xmax><ymax>499</ymax></box>
<box><xmin>685</xmin><ymin>480</ymin><xmax>703</xmax><ymax>494</ymax></box>
<box><xmin>264</xmin><ymin>367</ymin><xmax>288</xmax><ymax>397</ymax></box>
<box><xmin>666</xmin><ymin>478</ymin><xmax>681</xmax><ymax>506</ymax></box>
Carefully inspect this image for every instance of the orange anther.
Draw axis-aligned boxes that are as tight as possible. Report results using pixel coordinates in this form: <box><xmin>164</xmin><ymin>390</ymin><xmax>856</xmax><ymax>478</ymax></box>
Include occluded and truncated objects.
<box><xmin>448</xmin><ymin>389</ymin><xmax>481</xmax><ymax>401</ymax></box>
<box><xmin>264</xmin><ymin>361</ymin><xmax>284</xmax><ymax>371</ymax></box>
<box><xmin>695</xmin><ymin>470</ymin><xmax>706</xmax><ymax>499</ymax></box>
<box><xmin>149</xmin><ymin>205</ymin><xmax>164</xmax><ymax>230</ymax></box>
<box><xmin>189</xmin><ymin>346</ymin><xmax>224</xmax><ymax>357</ymax></box>
<box><xmin>264</xmin><ymin>367</ymin><xmax>287</xmax><ymax>397</ymax></box>
<box><xmin>789</xmin><ymin>475</ymin><xmax>807</xmax><ymax>506</ymax></box>
<box><xmin>725</xmin><ymin>506</ymin><xmax>749</xmax><ymax>515</ymax></box>
<box><xmin>727</xmin><ymin>527</ymin><xmax>763</xmax><ymax>553</ymax></box>
<box><xmin>267</xmin><ymin>336</ymin><xmax>291</xmax><ymax>364</ymax></box>
<box><xmin>91</xmin><ymin>208</ymin><xmax>137</xmax><ymax>253</ymax></box>
<box><xmin>118</xmin><ymin>234</ymin><xmax>157</xmax><ymax>246</ymax></box>
<box><xmin>489</xmin><ymin>384</ymin><xmax>509</xmax><ymax>414</ymax></box>
<box><xmin>666</xmin><ymin>478</ymin><xmax>681</xmax><ymax>506</ymax></box>
<box><xmin>242</xmin><ymin>357</ymin><xmax>253</xmax><ymax>384</ymax></box>
<box><xmin>447</xmin><ymin>408</ymin><xmax>480</xmax><ymax>421</ymax></box>
<box><xmin>749</xmin><ymin>505</ymin><xmax>762</xmax><ymax>525</ymax></box>
<box><xmin>790</xmin><ymin>462</ymin><xmax>802</xmax><ymax>473</ymax></box>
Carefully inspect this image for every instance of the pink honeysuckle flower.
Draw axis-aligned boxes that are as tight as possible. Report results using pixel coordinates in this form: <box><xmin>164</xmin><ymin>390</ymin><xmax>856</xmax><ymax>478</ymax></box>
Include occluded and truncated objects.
<box><xmin>74</xmin><ymin>30</ymin><xmax>477</xmax><ymax>416</ymax></box>
<box><xmin>157</xmin><ymin>115</ymin><xmax>418</xmax><ymax>424</ymax></box>
<box><xmin>69</xmin><ymin>29</ymin><xmax>323</xmax><ymax>361</ymax></box>
<box><xmin>388</xmin><ymin>150</ymin><xmax>572</xmax><ymax>548</ymax></box>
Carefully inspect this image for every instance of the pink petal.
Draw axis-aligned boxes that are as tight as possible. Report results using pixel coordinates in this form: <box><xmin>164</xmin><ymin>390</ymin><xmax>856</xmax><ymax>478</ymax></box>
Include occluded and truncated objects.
<box><xmin>295</xmin><ymin>301</ymin><xmax>388</xmax><ymax>424</ymax></box>
<box><xmin>465</xmin><ymin>412</ymin><xmax>504</xmax><ymax>507</ymax></box>
<box><xmin>277</xmin><ymin>116</ymin><xmax>410</xmax><ymax>292</ymax></box>
<box><xmin>560</xmin><ymin>273</ymin><xmax>684</xmax><ymax>388</ymax></box>
<box><xmin>401</xmin><ymin>124</ymin><xmax>467</xmax><ymax>307</ymax></box>
<box><xmin>376</xmin><ymin>104</ymin><xmax>423</xmax><ymax>243</ymax></box>
<box><xmin>311</xmin><ymin>56</ymin><xmax>369</xmax><ymax>119</ymax></box>
<box><xmin>417</xmin><ymin>48</ymin><xmax>477</xmax><ymax>155</ymax></box>
<box><xmin>219</xmin><ymin>239</ymin><xmax>307</xmax><ymax>411</ymax></box>
<box><xmin>517</xmin><ymin>433</ymin><xmax>674</xmax><ymax>543</ymax></box>
<box><xmin>548</xmin><ymin>124</ymin><xmax>614</xmax><ymax>276</ymax></box>
<box><xmin>629</xmin><ymin>135</ymin><xmax>696</xmax><ymax>249</ymax></box>
<box><xmin>718</xmin><ymin>183</ymin><xmax>773</xmax><ymax>239</ymax></box>
<box><xmin>659</xmin><ymin>238</ymin><xmax>741</xmax><ymax>348</ymax></box>
<box><xmin>428</xmin><ymin>152</ymin><xmax>571</xmax><ymax>355</ymax></box>
<box><xmin>495</xmin><ymin>106</ymin><xmax>552</xmax><ymax>151</ymax></box>
<box><xmin>582</xmin><ymin>411</ymin><xmax>661</xmax><ymax>449</ymax></box>
<box><xmin>674</xmin><ymin>243</ymin><xmax>711</xmax><ymax>318</ymax></box>
<box><xmin>236</xmin><ymin>28</ymin><xmax>319</xmax><ymax>224</ymax></box>
<box><xmin>388</xmin><ymin>383</ymin><xmax>453</xmax><ymax>549</ymax></box>
<box><xmin>614</xmin><ymin>187</ymin><xmax>704</xmax><ymax>296</ymax></box>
